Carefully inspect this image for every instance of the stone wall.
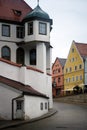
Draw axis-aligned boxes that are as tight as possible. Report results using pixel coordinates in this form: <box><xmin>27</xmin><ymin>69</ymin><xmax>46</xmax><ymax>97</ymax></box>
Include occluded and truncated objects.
<box><xmin>54</xmin><ymin>94</ymin><xmax>87</xmax><ymax>104</ymax></box>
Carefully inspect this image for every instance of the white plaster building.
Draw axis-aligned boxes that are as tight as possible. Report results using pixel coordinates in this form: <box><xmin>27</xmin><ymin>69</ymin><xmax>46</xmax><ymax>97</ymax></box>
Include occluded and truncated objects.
<box><xmin>0</xmin><ymin>0</ymin><xmax>53</xmax><ymax>120</ymax></box>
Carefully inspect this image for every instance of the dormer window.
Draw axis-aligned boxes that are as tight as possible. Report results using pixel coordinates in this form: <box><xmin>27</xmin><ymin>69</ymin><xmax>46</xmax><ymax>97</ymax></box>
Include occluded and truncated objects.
<box><xmin>39</xmin><ymin>22</ymin><xmax>47</xmax><ymax>35</ymax></box>
<box><xmin>13</xmin><ymin>9</ymin><xmax>22</xmax><ymax>16</ymax></box>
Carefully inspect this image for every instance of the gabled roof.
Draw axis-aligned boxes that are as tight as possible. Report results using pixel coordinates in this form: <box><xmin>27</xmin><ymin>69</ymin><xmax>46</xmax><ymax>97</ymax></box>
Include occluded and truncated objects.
<box><xmin>74</xmin><ymin>41</ymin><xmax>87</xmax><ymax>59</ymax></box>
<box><xmin>0</xmin><ymin>0</ymin><xmax>32</xmax><ymax>23</ymax></box>
<box><xmin>52</xmin><ymin>57</ymin><xmax>66</xmax><ymax>69</ymax></box>
<box><xmin>0</xmin><ymin>76</ymin><xmax>48</xmax><ymax>98</ymax></box>
<box><xmin>58</xmin><ymin>58</ymin><xmax>66</xmax><ymax>67</ymax></box>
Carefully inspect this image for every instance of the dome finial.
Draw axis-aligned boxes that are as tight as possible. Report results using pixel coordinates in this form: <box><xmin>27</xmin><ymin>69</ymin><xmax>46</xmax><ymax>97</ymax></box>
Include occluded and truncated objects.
<box><xmin>37</xmin><ymin>0</ymin><xmax>39</xmax><ymax>6</ymax></box>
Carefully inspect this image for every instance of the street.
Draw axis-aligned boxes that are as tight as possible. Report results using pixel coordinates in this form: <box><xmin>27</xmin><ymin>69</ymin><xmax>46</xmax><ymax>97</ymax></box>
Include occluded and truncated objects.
<box><xmin>4</xmin><ymin>101</ymin><xmax>87</xmax><ymax>130</ymax></box>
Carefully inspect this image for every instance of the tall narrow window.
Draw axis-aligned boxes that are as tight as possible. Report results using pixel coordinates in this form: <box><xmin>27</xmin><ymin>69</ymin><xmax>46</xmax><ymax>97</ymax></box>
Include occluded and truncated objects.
<box><xmin>79</xmin><ymin>64</ymin><xmax>82</xmax><ymax>69</ymax></box>
<box><xmin>30</xmin><ymin>49</ymin><xmax>36</xmax><ymax>65</ymax></box>
<box><xmin>40</xmin><ymin>103</ymin><xmax>43</xmax><ymax>110</ymax></box>
<box><xmin>39</xmin><ymin>22</ymin><xmax>47</xmax><ymax>35</ymax></box>
<box><xmin>1</xmin><ymin>46</ymin><xmax>11</xmax><ymax>60</ymax></box>
<box><xmin>16</xmin><ymin>47</ymin><xmax>25</xmax><ymax>65</ymax></box>
<box><xmin>28</xmin><ymin>22</ymin><xmax>33</xmax><ymax>35</ymax></box>
<box><xmin>58</xmin><ymin>77</ymin><xmax>60</xmax><ymax>83</ymax></box>
<box><xmin>2</xmin><ymin>24</ymin><xmax>10</xmax><ymax>37</ymax></box>
<box><xmin>16</xmin><ymin>26</ymin><xmax>24</xmax><ymax>38</ymax></box>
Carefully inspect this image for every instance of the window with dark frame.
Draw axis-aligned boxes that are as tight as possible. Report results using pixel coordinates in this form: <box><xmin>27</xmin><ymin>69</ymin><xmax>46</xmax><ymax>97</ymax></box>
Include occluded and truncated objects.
<box><xmin>2</xmin><ymin>24</ymin><xmax>10</xmax><ymax>37</ymax></box>
<box><xmin>16</xmin><ymin>26</ymin><xmax>24</xmax><ymax>38</ymax></box>
<box><xmin>16</xmin><ymin>47</ymin><xmax>25</xmax><ymax>65</ymax></box>
<box><xmin>58</xmin><ymin>77</ymin><xmax>61</xmax><ymax>83</ymax></box>
<box><xmin>72</xmin><ymin>48</ymin><xmax>74</xmax><ymax>53</ymax></box>
<box><xmin>75</xmin><ymin>66</ymin><xmax>77</xmax><ymax>70</ymax></box>
<box><xmin>28</xmin><ymin>22</ymin><xmax>33</xmax><ymax>35</ymax></box>
<box><xmin>39</xmin><ymin>22</ymin><xmax>47</xmax><ymax>35</ymax></box>
<box><xmin>30</xmin><ymin>49</ymin><xmax>36</xmax><ymax>65</ymax></box>
<box><xmin>45</xmin><ymin>103</ymin><xmax>47</xmax><ymax>109</ymax></box>
<box><xmin>79</xmin><ymin>64</ymin><xmax>82</xmax><ymax>69</ymax></box>
<box><xmin>1</xmin><ymin>46</ymin><xmax>11</xmax><ymax>61</ymax></box>
<box><xmin>40</xmin><ymin>103</ymin><xmax>43</xmax><ymax>110</ymax></box>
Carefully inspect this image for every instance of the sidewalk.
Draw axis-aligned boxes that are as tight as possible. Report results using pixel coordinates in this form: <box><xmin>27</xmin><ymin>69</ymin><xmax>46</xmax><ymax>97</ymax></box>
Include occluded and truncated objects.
<box><xmin>0</xmin><ymin>109</ymin><xmax>57</xmax><ymax>129</ymax></box>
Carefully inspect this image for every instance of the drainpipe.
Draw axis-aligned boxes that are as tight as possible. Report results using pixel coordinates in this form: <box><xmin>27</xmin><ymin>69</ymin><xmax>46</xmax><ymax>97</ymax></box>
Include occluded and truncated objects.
<box><xmin>12</xmin><ymin>95</ymin><xmax>24</xmax><ymax>120</ymax></box>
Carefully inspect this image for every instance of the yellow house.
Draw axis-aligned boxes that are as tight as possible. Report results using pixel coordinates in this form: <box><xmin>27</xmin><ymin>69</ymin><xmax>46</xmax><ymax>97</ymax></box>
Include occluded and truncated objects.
<box><xmin>64</xmin><ymin>40</ymin><xmax>87</xmax><ymax>95</ymax></box>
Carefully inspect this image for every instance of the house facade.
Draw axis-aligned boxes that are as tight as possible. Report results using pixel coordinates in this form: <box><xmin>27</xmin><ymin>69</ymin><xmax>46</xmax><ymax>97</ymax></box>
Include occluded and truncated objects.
<box><xmin>0</xmin><ymin>0</ymin><xmax>53</xmax><ymax>120</ymax></box>
<box><xmin>52</xmin><ymin>57</ymin><xmax>66</xmax><ymax>97</ymax></box>
<box><xmin>64</xmin><ymin>40</ymin><xmax>87</xmax><ymax>95</ymax></box>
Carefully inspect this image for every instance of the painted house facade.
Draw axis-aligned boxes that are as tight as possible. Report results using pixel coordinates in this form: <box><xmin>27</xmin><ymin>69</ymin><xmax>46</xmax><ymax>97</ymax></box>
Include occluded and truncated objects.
<box><xmin>64</xmin><ymin>40</ymin><xmax>87</xmax><ymax>95</ymax></box>
<box><xmin>0</xmin><ymin>0</ymin><xmax>53</xmax><ymax>120</ymax></box>
<box><xmin>52</xmin><ymin>57</ymin><xmax>66</xmax><ymax>97</ymax></box>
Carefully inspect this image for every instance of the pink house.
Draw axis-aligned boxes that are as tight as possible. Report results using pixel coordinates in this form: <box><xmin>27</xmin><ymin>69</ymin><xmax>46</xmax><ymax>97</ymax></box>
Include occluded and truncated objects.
<box><xmin>52</xmin><ymin>57</ymin><xmax>66</xmax><ymax>97</ymax></box>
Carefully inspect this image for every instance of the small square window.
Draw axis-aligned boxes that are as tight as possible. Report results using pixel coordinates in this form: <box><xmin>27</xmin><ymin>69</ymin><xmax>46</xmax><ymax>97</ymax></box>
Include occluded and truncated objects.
<box><xmin>72</xmin><ymin>48</ymin><xmax>74</xmax><ymax>52</ymax></box>
<box><xmin>2</xmin><ymin>24</ymin><xmax>10</xmax><ymax>37</ymax></box>
<box><xmin>39</xmin><ymin>22</ymin><xmax>47</xmax><ymax>35</ymax></box>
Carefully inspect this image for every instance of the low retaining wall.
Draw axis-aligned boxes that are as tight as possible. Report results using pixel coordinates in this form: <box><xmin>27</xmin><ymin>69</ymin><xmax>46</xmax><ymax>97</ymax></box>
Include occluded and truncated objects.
<box><xmin>54</xmin><ymin>94</ymin><xmax>87</xmax><ymax>104</ymax></box>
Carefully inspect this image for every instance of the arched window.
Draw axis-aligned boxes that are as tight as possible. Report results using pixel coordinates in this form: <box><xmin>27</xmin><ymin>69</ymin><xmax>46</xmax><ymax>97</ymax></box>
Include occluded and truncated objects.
<box><xmin>16</xmin><ymin>47</ymin><xmax>24</xmax><ymax>65</ymax></box>
<box><xmin>1</xmin><ymin>46</ymin><xmax>11</xmax><ymax>60</ymax></box>
<box><xmin>30</xmin><ymin>49</ymin><xmax>36</xmax><ymax>65</ymax></box>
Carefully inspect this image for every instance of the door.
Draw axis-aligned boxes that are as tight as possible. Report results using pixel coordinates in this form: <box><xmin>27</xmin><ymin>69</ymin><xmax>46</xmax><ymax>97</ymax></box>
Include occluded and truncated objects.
<box><xmin>16</xmin><ymin>100</ymin><xmax>24</xmax><ymax>119</ymax></box>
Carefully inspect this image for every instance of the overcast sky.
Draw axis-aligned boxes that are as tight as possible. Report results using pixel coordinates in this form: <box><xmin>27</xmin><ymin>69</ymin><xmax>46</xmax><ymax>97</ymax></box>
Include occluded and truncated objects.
<box><xmin>25</xmin><ymin>0</ymin><xmax>87</xmax><ymax>62</ymax></box>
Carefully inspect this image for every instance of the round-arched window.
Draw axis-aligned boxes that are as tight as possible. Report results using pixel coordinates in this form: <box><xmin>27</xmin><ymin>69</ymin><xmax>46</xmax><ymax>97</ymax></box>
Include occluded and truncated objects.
<box><xmin>1</xmin><ymin>46</ymin><xmax>11</xmax><ymax>60</ymax></box>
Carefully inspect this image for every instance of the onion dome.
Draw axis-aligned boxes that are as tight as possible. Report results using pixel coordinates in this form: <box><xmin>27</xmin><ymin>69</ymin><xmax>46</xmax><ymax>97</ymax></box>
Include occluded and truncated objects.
<box><xmin>23</xmin><ymin>5</ymin><xmax>52</xmax><ymax>25</ymax></box>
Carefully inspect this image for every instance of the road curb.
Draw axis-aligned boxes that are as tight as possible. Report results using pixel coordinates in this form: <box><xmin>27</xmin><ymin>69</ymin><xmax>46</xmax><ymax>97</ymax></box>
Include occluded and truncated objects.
<box><xmin>0</xmin><ymin>109</ymin><xmax>57</xmax><ymax>129</ymax></box>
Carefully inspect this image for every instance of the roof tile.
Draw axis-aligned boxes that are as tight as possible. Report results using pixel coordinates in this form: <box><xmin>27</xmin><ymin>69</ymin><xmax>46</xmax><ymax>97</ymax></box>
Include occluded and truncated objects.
<box><xmin>0</xmin><ymin>76</ymin><xmax>48</xmax><ymax>98</ymax></box>
<box><xmin>75</xmin><ymin>41</ymin><xmax>87</xmax><ymax>58</ymax></box>
<box><xmin>0</xmin><ymin>0</ymin><xmax>32</xmax><ymax>22</ymax></box>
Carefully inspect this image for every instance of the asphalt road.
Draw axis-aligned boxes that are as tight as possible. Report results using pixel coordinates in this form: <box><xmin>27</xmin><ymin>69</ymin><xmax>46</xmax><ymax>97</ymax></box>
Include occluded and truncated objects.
<box><xmin>4</xmin><ymin>101</ymin><xmax>87</xmax><ymax>130</ymax></box>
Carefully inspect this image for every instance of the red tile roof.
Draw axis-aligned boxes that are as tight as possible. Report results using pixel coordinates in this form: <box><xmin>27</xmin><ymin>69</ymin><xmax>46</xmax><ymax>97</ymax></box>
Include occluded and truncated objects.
<box><xmin>0</xmin><ymin>76</ymin><xmax>48</xmax><ymax>98</ymax></box>
<box><xmin>74</xmin><ymin>41</ymin><xmax>87</xmax><ymax>58</ymax></box>
<box><xmin>0</xmin><ymin>0</ymin><xmax>32</xmax><ymax>22</ymax></box>
<box><xmin>0</xmin><ymin>58</ymin><xmax>22</xmax><ymax>67</ymax></box>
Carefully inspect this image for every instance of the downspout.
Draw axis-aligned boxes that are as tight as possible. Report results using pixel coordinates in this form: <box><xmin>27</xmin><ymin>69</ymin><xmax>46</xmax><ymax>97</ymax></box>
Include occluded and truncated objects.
<box><xmin>12</xmin><ymin>95</ymin><xmax>24</xmax><ymax>120</ymax></box>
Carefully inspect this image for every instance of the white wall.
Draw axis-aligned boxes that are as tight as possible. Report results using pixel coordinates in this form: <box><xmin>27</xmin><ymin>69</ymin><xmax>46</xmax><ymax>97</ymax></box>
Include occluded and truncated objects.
<box><xmin>0</xmin><ymin>83</ymin><xmax>21</xmax><ymax>120</ymax></box>
<box><xmin>24</xmin><ymin>20</ymin><xmax>50</xmax><ymax>43</ymax></box>
<box><xmin>37</xmin><ymin>43</ymin><xmax>46</xmax><ymax>72</ymax></box>
<box><xmin>0</xmin><ymin>60</ymin><xmax>20</xmax><ymax>82</ymax></box>
<box><xmin>0</xmin><ymin>61</ymin><xmax>53</xmax><ymax>108</ymax></box>
<box><xmin>24</xmin><ymin>95</ymin><xmax>48</xmax><ymax>119</ymax></box>
<box><xmin>25</xmin><ymin>68</ymin><xmax>53</xmax><ymax>109</ymax></box>
<box><xmin>0</xmin><ymin>23</ymin><xmax>24</xmax><ymax>42</ymax></box>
